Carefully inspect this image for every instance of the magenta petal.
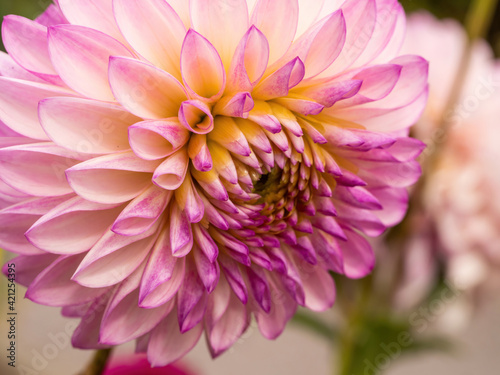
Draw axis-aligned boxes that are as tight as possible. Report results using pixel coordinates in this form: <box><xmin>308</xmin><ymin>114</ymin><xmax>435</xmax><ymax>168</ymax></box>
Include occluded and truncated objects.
<box><xmin>26</xmin><ymin>254</ymin><xmax>107</xmax><ymax>306</ymax></box>
<box><xmin>147</xmin><ymin>312</ymin><xmax>203</xmax><ymax>367</ymax></box>
<box><xmin>206</xmin><ymin>291</ymin><xmax>248</xmax><ymax>357</ymax></box>
<box><xmin>194</xmin><ymin>246</ymin><xmax>219</xmax><ymax>293</ymax></box>
<box><xmin>193</xmin><ymin>224</ymin><xmax>219</xmax><ymax>263</ymax></box>
<box><xmin>177</xmin><ymin>260</ymin><xmax>206</xmax><ymax>332</ymax></box>
<box><xmin>0</xmin><ymin>196</ymin><xmax>68</xmax><ymax>254</ymax></box>
<box><xmin>339</xmin><ymin>227</ymin><xmax>375</xmax><ymax>279</ymax></box>
<box><xmin>254</xmin><ymin>274</ymin><xmax>297</xmax><ymax>339</ymax></box>
<box><xmin>253</xmin><ymin>57</ymin><xmax>305</xmax><ymax>100</ymax></box>
<box><xmin>112</xmin><ymin>186</ymin><xmax>172</xmax><ymax>236</ymax></box>
<box><xmin>26</xmin><ymin>196</ymin><xmax>123</xmax><ymax>254</ymax></box>
<box><xmin>294</xmin><ymin>256</ymin><xmax>336</xmax><ymax>311</ymax></box>
<box><xmin>72</xmin><ymin>292</ymin><xmax>112</xmax><ymax>350</ymax></box>
<box><xmin>100</xmin><ymin>283</ymin><xmax>174</xmax><ymax>345</ymax></box>
<box><xmin>2</xmin><ymin>254</ymin><xmax>58</xmax><ymax>287</ymax></box>
<box><xmin>72</xmin><ymin>223</ymin><xmax>160</xmax><ymax>288</ymax></box>
<box><xmin>169</xmin><ymin>202</ymin><xmax>193</xmax><ymax>257</ymax></box>
<box><xmin>227</xmin><ymin>26</ymin><xmax>269</xmax><ymax>92</ymax></box>
<box><xmin>66</xmin><ymin>151</ymin><xmax>160</xmax><ymax>204</ymax></box>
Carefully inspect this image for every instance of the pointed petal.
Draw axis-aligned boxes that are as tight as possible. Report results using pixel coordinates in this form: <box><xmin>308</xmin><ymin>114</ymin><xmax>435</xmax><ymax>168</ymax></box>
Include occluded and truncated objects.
<box><xmin>178</xmin><ymin>100</ymin><xmax>214</xmax><ymax>134</ymax></box>
<box><xmin>0</xmin><ymin>143</ymin><xmax>81</xmax><ymax>196</ymax></box>
<box><xmin>180</xmin><ymin>30</ymin><xmax>225</xmax><ymax>101</ymax></box>
<box><xmin>2</xmin><ymin>16</ymin><xmax>58</xmax><ymax>77</ymax></box>
<box><xmin>109</xmin><ymin>57</ymin><xmax>187</xmax><ymax>119</ymax></box>
<box><xmin>26</xmin><ymin>196</ymin><xmax>122</xmax><ymax>254</ymax></box>
<box><xmin>26</xmin><ymin>254</ymin><xmax>107</xmax><ymax>306</ymax></box>
<box><xmin>58</xmin><ymin>0</ymin><xmax>125</xmax><ymax>43</ymax></box>
<box><xmin>188</xmin><ymin>134</ymin><xmax>213</xmax><ymax>172</ymax></box>
<box><xmin>2</xmin><ymin>254</ymin><xmax>57</xmax><ymax>287</ymax></box>
<box><xmin>48</xmin><ymin>25</ymin><xmax>133</xmax><ymax>100</ymax></box>
<box><xmin>129</xmin><ymin>119</ymin><xmax>189</xmax><ymax>161</ymax></box>
<box><xmin>113</xmin><ymin>0</ymin><xmax>186</xmax><ymax>79</ymax></box>
<box><xmin>169</xmin><ymin>202</ymin><xmax>193</xmax><ymax>257</ymax></box>
<box><xmin>0</xmin><ymin>77</ymin><xmax>73</xmax><ymax>140</ymax></box>
<box><xmin>251</xmin><ymin>0</ymin><xmax>298</xmax><ymax>64</ymax></box>
<box><xmin>147</xmin><ymin>313</ymin><xmax>203</xmax><ymax>367</ymax></box>
<box><xmin>73</xmin><ymin>225</ymin><xmax>159</xmax><ymax>287</ymax></box>
<box><xmin>207</xmin><ymin>291</ymin><xmax>248</xmax><ymax>357</ymax></box>
<box><xmin>152</xmin><ymin>148</ymin><xmax>189</xmax><ymax>191</ymax></box>
<box><xmin>66</xmin><ymin>151</ymin><xmax>160</xmax><ymax>204</ymax></box>
<box><xmin>227</xmin><ymin>25</ymin><xmax>269</xmax><ymax>92</ymax></box>
<box><xmin>190</xmin><ymin>0</ymin><xmax>249</xmax><ymax>67</ymax></box>
<box><xmin>112</xmin><ymin>186</ymin><xmax>172</xmax><ymax>236</ymax></box>
<box><xmin>39</xmin><ymin>97</ymin><xmax>139</xmax><ymax>154</ymax></box>
<box><xmin>253</xmin><ymin>57</ymin><xmax>305</xmax><ymax>100</ymax></box>
<box><xmin>175</xmin><ymin>174</ymin><xmax>204</xmax><ymax>224</ymax></box>
<box><xmin>100</xmin><ymin>288</ymin><xmax>173</xmax><ymax>345</ymax></box>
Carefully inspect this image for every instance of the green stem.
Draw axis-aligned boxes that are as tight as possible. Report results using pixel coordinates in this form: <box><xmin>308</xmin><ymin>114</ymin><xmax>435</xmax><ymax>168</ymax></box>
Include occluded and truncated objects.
<box><xmin>77</xmin><ymin>348</ymin><xmax>113</xmax><ymax>375</ymax></box>
<box><xmin>465</xmin><ymin>0</ymin><xmax>498</xmax><ymax>40</ymax></box>
<box><xmin>292</xmin><ymin>310</ymin><xmax>338</xmax><ymax>342</ymax></box>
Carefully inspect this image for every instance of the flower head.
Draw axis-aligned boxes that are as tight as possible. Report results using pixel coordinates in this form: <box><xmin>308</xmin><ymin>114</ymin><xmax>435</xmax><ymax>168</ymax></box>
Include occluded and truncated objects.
<box><xmin>0</xmin><ymin>0</ymin><xmax>427</xmax><ymax>365</ymax></box>
<box><xmin>401</xmin><ymin>12</ymin><xmax>500</xmax><ymax>292</ymax></box>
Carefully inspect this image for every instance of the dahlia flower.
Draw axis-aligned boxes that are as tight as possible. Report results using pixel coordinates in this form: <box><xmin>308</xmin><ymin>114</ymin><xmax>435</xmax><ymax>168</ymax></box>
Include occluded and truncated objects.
<box><xmin>401</xmin><ymin>12</ymin><xmax>500</xmax><ymax>293</ymax></box>
<box><xmin>0</xmin><ymin>0</ymin><xmax>427</xmax><ymax>365</ymax></box>
<box><xmin>104</xmin><ymin>354</ymin><xmax>194</xmax><ymax>375</ymax></box>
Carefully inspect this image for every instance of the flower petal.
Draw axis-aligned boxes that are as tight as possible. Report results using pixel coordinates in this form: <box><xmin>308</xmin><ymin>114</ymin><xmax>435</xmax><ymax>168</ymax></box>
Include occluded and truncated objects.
<box><xmin>129</xmin><ymin>119</ymin><xmax>190</xmax><ymax>161</ymax></box>
<box><xmin>48</xmin><ymin>25</ymin><xmax>133</xmax><ymax>101</ymax></box>
<box><xmin>26</xmin><ymin>196</ymin><xmax>123</xmax><ymax>254</ymax></box>
<box><xmin>112</xmin><ymin>185</ymin><xmax>172</xmax><ymax>236</ymax></box>
<box><xmin>0</xmin><ymin>143</ymin><xmax>82</xmax><ymax>196</ymax></box>
<box><xmin>73</xmin><ymin>224</ymin><xmax>160</xmax><ymax>287</ymax></box>
<box><xmin>2</xmin><ymin>16</ymin><xmax>59</xmax><ymax>79</ymax></box>
<box><xmin>147</xmin><ymin>312</ymin><xmax>203</xmax><ymax>367</ymax></box>
<box><xmin>26</xmin><ymin>254</ymin><xmax>107</xmax><ymax>306</ymax></box>
<box><xmin>39</xmin><ymin>97</ymin><xmax>139</xmax><ymax>154</ymax></box>
<box><xmin>113</xmin><ymin>0</ymin><xmax>186</xmax><ymax>80</ymax></box>
<box><xmin>0</xmin><ymin>77</ymin><xmax>73</xmax><ymax>140</ymax></box>
<box><xmin>152</xmin><ymin>148</ymin><xmax>189</xmax><ymax>191</ymax></box>
<box><xmin>190</xmin><ymin>0</ymin><xmax>249</xmax><ymax>67</ymax></box>
<box><xmin>250</xmin><ymin>0</ymin><xmax>298</xmax><ymax>64</ymax></box>
<box><xmin>180</xmin><ymin>30</ymin><xmax>226</xmax><ymax>101</ymax></box>
<box><xmin>109</xmin><ymin>57</ymin><xmax>187</xmax><ymax>119</ymax></box>
<box><xmin>58</xmin><ymin>0</ymin><xmax>125</xmax><ymax>43</ymax></box>
<box><xmin>66</xmin><ymin>151</ymin><xmax>160</xmax><ymax>204</ymax></box>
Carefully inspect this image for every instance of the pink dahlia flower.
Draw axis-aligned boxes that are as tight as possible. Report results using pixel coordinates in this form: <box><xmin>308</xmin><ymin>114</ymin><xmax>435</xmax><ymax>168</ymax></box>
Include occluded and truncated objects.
<box><xmin>401</xmin><ymin>12</ymin><xmax>500</xmax><ymax>292</ymax></box>
<box><xmin>104</xmin><ymin>354</ymin><xmax>195</xmax><ymax>375</ymax></box>
<box><xmin>0</xmin><ymin>0</ymin><xmax>427</xmax><ymax>366</ymax></box>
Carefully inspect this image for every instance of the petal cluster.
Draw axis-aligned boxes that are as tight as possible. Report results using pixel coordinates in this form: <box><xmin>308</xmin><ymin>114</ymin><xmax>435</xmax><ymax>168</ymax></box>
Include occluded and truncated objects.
<box><xmin>0</xmin><ymin>0</ymin><xmax>427</xmax><ymax>365</ymax></box>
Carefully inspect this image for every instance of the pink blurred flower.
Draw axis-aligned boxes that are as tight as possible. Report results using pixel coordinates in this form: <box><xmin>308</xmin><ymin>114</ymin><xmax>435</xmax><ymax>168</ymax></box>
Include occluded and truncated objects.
<box><xmin>401</xmin><ymin>12</ymin><xmax>500</xmax><ymax>292</ymax></box>
<box><xmin>0</xmin><ymin>0</ymin><xmax>427</xmax><ymax>366</ymax></box>
<box><xmin>104</xmin><ymin>354</ymin><xmax>195</xmax><ymax>375</ymax></box>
